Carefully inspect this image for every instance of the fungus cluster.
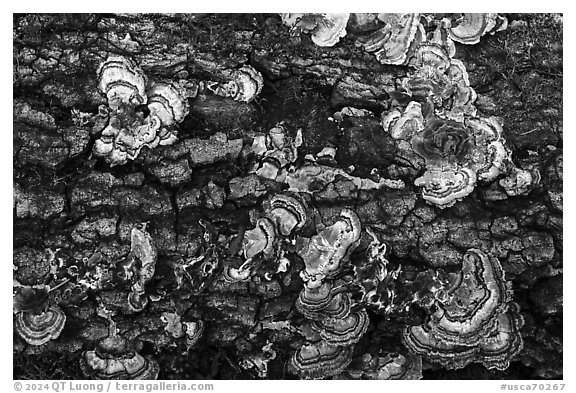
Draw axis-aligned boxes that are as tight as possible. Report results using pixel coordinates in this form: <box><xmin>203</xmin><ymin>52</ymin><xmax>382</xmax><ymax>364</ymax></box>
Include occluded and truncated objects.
<box><xmin>402</xmin><ymin>249</ymin><xmax>524</xmax><ymax>370</ymax></box>
<box><xmin>224</xmin><ymin>193</ymin><xmax>309</xmax><ymax>283</ymax></box>
<box><xmin>289</xmin><ymin>209</ymin><xmax>370</xmax><ymax>379</ymax></box>
<box><xmin>356</xmin><ymin>13</ymin><xmax>424</xmax><ymax>65</ymax></box>
<box><xmin>356</xmin><ymin>13</ymin><xmax>507</xmax><ymax>66</ymax></box>
<box><xmin>13</xmin><ymin>14</ymin><xmax>541</xmax><ymax>380</ymax></box>
<box><xmin>351</xmin><ymin>229</ymin><xmax>404</xmax><ymax>313</ymax></box>
<box><xmin>49</xmin><ymin>251</ymin><xmax>114</xmax><ymax>307</ymax></box>
<box><xmin>409</xmin><ymin>116</ymin><xmax>514</xmax><ymax>208</ymax></box>
<box><xmin>376</xmin><ymin>14</ymin><xmax>538</xmax><ymax>207</ymax></box>
<box><xmin>14</xmin><ymin>285</ymin><xmax>67</xmax><ymax>346</ymax></box>
<box><xmin>403</xmin><ymin>25</ymin><xmax>477</xmax><ymax>122</ymax></box>
<box><xmin>30</xmin><ymin>224</ymin><xmax>165</xmax><ymax>375</ymax></box>
<box><xmin>240</xmin><ymin>123</ymin><xmax>401</xmax><ymax>195</ymax></box>
<box><xmin>78</xmin><ymin>302</ymin><xmax>160</xmax><ymax>379</ymax></box>
<box><xmin>93</xmin><ymin>55</ymin><xmax>190</xmax><ymax>166</ymax></box>
<box><xmin>247</xmin><ymin>123</ymin><xmax>303</xmax><ymax>181</ymax></box>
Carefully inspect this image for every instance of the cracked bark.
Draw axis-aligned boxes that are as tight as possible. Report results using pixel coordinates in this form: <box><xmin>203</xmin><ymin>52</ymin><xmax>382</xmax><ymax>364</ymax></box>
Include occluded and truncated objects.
<box><xmin>13</xmin><ymin>13</ymin><xmax>562</xmax><ymax>379</ymax></box>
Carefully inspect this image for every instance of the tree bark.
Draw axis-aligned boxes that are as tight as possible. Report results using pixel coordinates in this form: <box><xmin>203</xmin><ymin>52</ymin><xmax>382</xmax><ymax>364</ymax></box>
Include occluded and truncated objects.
<box><xmin>13</xmin><ymin>13</ymin><xmax>562</xmax><ymax>380</ymax></box>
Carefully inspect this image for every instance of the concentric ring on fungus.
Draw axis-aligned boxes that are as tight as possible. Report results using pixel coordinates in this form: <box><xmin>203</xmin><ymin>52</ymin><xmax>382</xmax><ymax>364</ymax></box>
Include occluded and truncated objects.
<box><xmin>15</xmin><ymin>305</ymin><xmax>66</xmax><ymax>346</ymax></box>
<box><xmin>448</xmin><ymin>13</ymin><xmax>500</xmax><ymax>45</ymax></box>
<box><xmin>311</xmin><ymin>308</ymin><xmax>370</xmax><ymax>345</ymax></box>
<box><xmin>242</xmin><ymin>217</ymin><xmax>276</xmax><ymax>259</ymax></box>
<box><xmin>357</xmin><ymin>13</ymin><xmax>422</xmax><ymax>65</ymax></box>
<box><xmin>211</xmin><ymin>65</ymin><xmax>264</xmax><ymax>103</ymax></box>
<box><xmin>80</xmin><ymin>335</ymin><xmax>160</xmax><ymax>380</ymax></box>
<box><xmin>414</xmin><ymin>165</ymin><xmax>477</xmax><ymax>208</ymax></box>
<box><xmin>147</xmin><ymin>82</ymin><xmax>190</xmax><ymax>127</ymax></box>
<box><xmin>97</xmin><ymin>56</ymin><xmax>147</xmax><ymax>108</ymax></box>
<box><xmin>266</xmin><ymin>194</ymin><xmax>308</xmax><ymax>236</ymax></box>
<box><xmin>289</xmin><ymin>341</ymin><xmax>353</xmax><ymax>379</ymax></box>
<box><xmin>296</xmin><ymin>281</ymin><xmax>351</xmax><ymax>320</ymax></box>
<box><xmin>402</xmin><ymin>249</ymin><xmax>523</xmax><ymax>370</ymax></box>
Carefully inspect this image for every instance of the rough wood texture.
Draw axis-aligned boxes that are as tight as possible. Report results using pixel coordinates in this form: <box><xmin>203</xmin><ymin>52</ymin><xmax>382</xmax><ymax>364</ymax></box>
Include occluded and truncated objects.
<box><xmin>13</xmin><ymin>13</ymin><xmax>562</xmax><ymax>379</ymax></box>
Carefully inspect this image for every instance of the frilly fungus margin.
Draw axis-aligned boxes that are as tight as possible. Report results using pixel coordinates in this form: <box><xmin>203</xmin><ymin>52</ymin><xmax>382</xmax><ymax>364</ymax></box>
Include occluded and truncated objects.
<box><xmin>93</xmin><ymin>55</ymin><xmax>190</xmax><ymax>166</ymax></box>
<box><xmin>12</xmin><ymin>13</ymin><xmax>552</xmax><ymax>380</ymax></box>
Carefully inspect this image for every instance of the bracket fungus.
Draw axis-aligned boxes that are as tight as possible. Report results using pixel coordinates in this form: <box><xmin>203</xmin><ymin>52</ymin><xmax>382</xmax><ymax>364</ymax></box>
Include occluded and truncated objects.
<box><xmin>357</xmin><ymin>13</ymin><xmax>423</xmax><ymax>65</ymax></box>
<box><xmin>370</xmin><ymin>353</ymin><xmax>422</xmax><ymax>380</ymax></box>
<box><xmin>279</xmin><ymin>164</ymin><xmax>345</xmax><ymax>194</ymax></box>
<box><xmin>97</xmin><ymin>56</ymin><xmax>147</xmax><ymax>109</ymax></box>
<box><xmin>129</xmin><ymin>224</ymin><xmax>157</xmax><ymax>283</ymax></box>
<box><xmin>161</xmin><ymin>312</ymin><xmax>185</xmax><ymax>339</ymax></box>
<box><xmin>381</xmin><ymin>101</ymin><xmax>424</xmax><ymax>140</ymax></box>
<box><xmin>311</xmin><ymin>309</ymin><xmax>369</xmax><ymax>346</ymax></box>
<box><xmin>299</xmin><ymin>209</ymin><xmax>361</xmax><ymax>288</ymax></box>
<box><xmin>80</xmin><ymin>335</ymin><xmax>159</xmax><ymax>380</ymax></box>
<box><xmin>208</xmin><ymin>65</ymin><xmax>263</xmax><ymax>103</ymax></box>
<box><xmin>409</xmin><ymin>116</ymin><xmax>513</xmax><ymax>208</ymax></box>
<box><xmin>412</xmin><ymin>118</ymin><xmax>472</xmax><ymax>165</ymax></box>
<box><xmin>263</xmin><ymin>194</ymin><xmax>309</xmax><ymax>236</ymax></box>
<box><xmin>242</xmin><ymin>217</ymin><xmax>276</xmax><ymax>260</ymax></box>
<box><xmin>290</xmin><ymin>208</ymin><xmax>371</xmax><ymax>379</ymax></box>
<box><xmin>225</xmin><ymin>192</ymin><xmax>309</xmax><ymax>284</ymax></box>
<box><xmin>447</xmin><ymin>13</ymin><xmax>508</xmax><ymax>45</ymax></box>
<box><xmin>383</xmin><ymin>20</ymin><xmax>483</xmax><ymax>123</ymax></box>
<box><xmin>92</xmin><ymin>116</ymin><xmax>143</xmax><ymax>166</ymax></box>
<box><xmin>443</xmin><ymin>59</ymin><xmax>478</xmax><ymax>120</ymax></box>
<box><xmin>146</xmin><ymin>81</ymin><xmax>190</xmax><ymax>145</ymax></box>
<box><xmin>147</xmin><ymin>82</ymin><xmax>189</xmax><ymax>127</ymax></box>
<box><xmin>408</xmin><ymin>41</ymin><xmax>451</xmax><ymax>78</ymax></box>
<box><xmin>411</xmin><ymin>119</ymin><xmax>476</xmax><ymax>208</ymax></box>
<box><xmin>402</xmin><ymin>249</ymin><xmax>524</xmax><ymax>370</ymax></box>
<box><xmin>403</xmin><ymin>45</ymin><xmax>477</xmax><ymax>121</ymax></box>
<box><xmin>310</xmin><ymin>14</ymin><xmax>350</xmax><ymax>47</ymax></box>
<box><xmin>240</xmin><ymin>341</ymin><xmax>277</xmax><ymax>378</ymax></box>
<box><xmin>289</xmin><ymin>341</ymin><xmax>353</xmax><ymax>379</ymax></box>
<box><xmin>93</xmin><ymin>109</ymin><xmax>179</xmax><ymax>167</ymax></box>
<box><xmin>353</xmin><ymin>229</ymin><xmax>404</xmax><ymax>313</ymax></box>
<box><xmin>279</xmin><ymin>160</ymin><xmax>401</xmax><ymax>194</ymax></box>
<box><xmin>281</xmin><ymin>13</ymin><xmax>350</xmax><ymax>47</ymax></box>
<box><xmin>296</xmin><ymin>280</ymin><xmax>351</xmax><ymax>321</ymax></box>
<box><xmin>15</xmin><ymin>304</ymin><xmax>67</xmax><ymax>346</ymax></box>
<box><xmin>93</xmin><ymin>56</ymin><xmax>189</xmax><ymax>166</ymax></box>
<box><xmin>465</xmin><ymin>117</ymin><xmax>511</xmax><ymax>182</ymax></box>
<box><xmin>249</xmin><ymin>124</ymin><xmax>303</xmax><ymax>180</ymax></box>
